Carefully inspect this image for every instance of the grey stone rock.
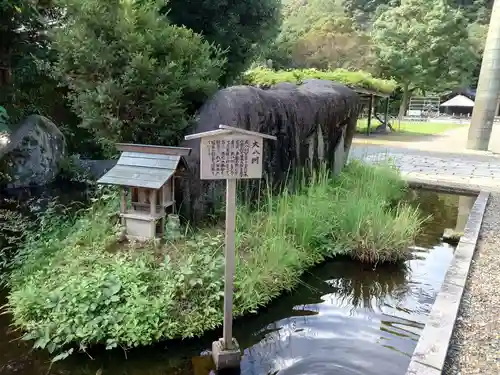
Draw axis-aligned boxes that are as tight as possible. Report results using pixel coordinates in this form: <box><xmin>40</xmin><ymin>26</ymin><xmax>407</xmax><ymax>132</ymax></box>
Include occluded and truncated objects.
<box><xmin>0</xmin><ymin>115</ymin><xmax>66</xmax><ymax>188</ymax></box>
<box><xmin>181</xmin><ymin>81</ymin><xmax>359</xmax><ymax>222</ymax></box>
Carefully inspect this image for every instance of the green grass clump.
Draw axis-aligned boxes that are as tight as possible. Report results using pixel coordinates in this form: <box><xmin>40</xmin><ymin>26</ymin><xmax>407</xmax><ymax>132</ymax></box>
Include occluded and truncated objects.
<box><xmin>243</xmin><ymin>67</ymin><xmax>397</xmax><ymax>94</ymax></box>
<box><xmin>6</xmin><ymin>161</ymin><xmax>425</xmax><ymax>358</ymax></box>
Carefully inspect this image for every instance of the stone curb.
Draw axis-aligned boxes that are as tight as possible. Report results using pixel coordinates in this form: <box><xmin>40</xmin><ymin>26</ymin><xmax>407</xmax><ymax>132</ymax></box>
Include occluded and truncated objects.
<box><xmin>402</xmin><ymin>172</ymin><xmax>500</xmax><ymax>193</ymax></box>
<box><xmin>406</xmin><ymin>179</ymin><xmax>480</xmax><ymax>196</ymax></box>
<box><xmin>405</xmin><ymin>190</ymin><xmax>490</xmax><ymax>375</ymax></box>
<box><xmin>352</xmin><ymin>139</ymin><xmax>500</xmax><ymax>159</ymax></box>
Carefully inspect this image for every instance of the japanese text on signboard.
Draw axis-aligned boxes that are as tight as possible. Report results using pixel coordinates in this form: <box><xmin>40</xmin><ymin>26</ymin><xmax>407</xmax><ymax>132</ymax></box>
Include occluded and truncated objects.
<box><xmin>200</xmin><ymin>135</ymin><xmax>263</xmax><ymax>180</ymax></box>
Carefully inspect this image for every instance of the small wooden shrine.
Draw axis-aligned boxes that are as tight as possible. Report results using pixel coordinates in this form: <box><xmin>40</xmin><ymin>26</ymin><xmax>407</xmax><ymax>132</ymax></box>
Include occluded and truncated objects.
<box><xmin>97</xmin><ymin>143</ymin><xmax>191</xmax><ymax>241</ymax></box>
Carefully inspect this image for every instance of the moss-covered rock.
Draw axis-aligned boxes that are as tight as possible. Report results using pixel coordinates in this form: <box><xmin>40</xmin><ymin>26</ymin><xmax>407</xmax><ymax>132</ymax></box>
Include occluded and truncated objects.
<box><xmin>0</xmin><ymin>115</ymin><xmax>66</xmax><ymax>188</ymax></box>
<box><xmin>181</xmin><ymin>79</ymin><xmax>360</xmax><ymax>221</ymax></box>
<box><xmin>243</xmin><ymin>67</ymin><xmax>397</xmax><ymax>94</ymax></box>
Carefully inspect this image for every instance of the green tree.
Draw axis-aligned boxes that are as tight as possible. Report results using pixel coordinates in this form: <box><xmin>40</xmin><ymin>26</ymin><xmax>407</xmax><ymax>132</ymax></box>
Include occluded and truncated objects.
<box><xmin>0</xmin><ymin>1</ymin><xmax>62</xmax><ymax>122</ymax></box>
<box><xmin>0</xmin><ymin>1</ymin><xmax>48</xmax><ymax>72</ymax></box>
<box><xmin>372</xmin><ymin>0</ymin><xmax>476</xmax><ymax>117</ymax></box>
<box><xmin>165</xmin><ymin>0</ymin><xmax>281</xmax><ymax>85</ymax></box>
<box><xmin>264</xmin><ymin>0</ymin><xmax>376</xmax><ymax>71</ymax></box>
<box><xmin>0</xmin><ymin>1</ymin><xmax>105</xmax><ymax>158</ymax></box>
<box><xmin>280</xmin><ymin>0</ymin><xmax>346</xmax><ymax>37</ymax></box>
<box><xmin>344</xmin><ymin>0</ymin><xmax>390</xmax><ymax>27</ymax></box>
<box><xmin>468</xmin><ymin>21</ymin><xmax>489</xmax><ymax>86</ymax></box>
<box><xmin>451</xmin><ymin>0</ymin><xmax>493</xmax><ymax>22</ymax></box>
<box><xmin>291</xmin><ymin>17</ymin><xmax>376</xmax><ymax>71</ymax></box>
<box><xmin>51</xmin><ymin>0</ymin><xmax>224</xmax><ymax>152</ymax></box>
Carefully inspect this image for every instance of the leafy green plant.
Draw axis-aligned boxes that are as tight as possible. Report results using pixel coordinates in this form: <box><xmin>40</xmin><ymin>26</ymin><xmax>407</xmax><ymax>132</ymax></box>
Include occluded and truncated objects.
<box><xmin>0</xmin><ymin>207</ymin><xmax>32</xmax><ymax>274</ymax></box>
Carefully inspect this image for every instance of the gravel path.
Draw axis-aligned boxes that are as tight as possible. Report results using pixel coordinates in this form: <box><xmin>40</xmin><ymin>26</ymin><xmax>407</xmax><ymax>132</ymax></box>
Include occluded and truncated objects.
<box><xmin>444</xmin><ymin>193</ymin><xmax>500</xmax><ymax>375</ymax></box>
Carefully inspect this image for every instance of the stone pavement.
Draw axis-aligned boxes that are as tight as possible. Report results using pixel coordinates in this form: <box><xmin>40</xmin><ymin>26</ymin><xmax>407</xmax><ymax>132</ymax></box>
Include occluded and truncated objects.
<box><xmin>349</xmin><ymin>124</ymin><xmax>500</xmax><ymax>192</ymax></box>
<box><xmin>353</xmin><ymin>121</ymin><xmax>500</xmax><ymax>154</ymax></box>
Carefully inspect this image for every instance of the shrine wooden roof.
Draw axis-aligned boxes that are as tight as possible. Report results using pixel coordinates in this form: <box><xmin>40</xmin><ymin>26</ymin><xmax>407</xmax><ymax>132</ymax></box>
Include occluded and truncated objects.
<box><xmin>97</xmin><ymin>144</ymin><xmax>191</xmax><ymax>189</ymax></box>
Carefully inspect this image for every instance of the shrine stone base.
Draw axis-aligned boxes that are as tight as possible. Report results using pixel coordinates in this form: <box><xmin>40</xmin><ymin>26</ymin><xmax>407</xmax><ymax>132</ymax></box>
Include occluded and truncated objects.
<box><xmin>212</xmin><ymin>338</ymin><xmax>241</xmax><ymax>371</ymax></box>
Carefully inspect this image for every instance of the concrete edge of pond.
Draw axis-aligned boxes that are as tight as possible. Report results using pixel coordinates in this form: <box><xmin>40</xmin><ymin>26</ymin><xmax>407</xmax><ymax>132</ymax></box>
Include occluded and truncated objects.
<box><xmin>406</xmin><ymin>177</ymin><xmax>481</xmax><ymax>196</ymax></box>
<box><xmin>405</xmin><ymin>190</ymin><xmax>490</xmax><ymax>375</ymax></box>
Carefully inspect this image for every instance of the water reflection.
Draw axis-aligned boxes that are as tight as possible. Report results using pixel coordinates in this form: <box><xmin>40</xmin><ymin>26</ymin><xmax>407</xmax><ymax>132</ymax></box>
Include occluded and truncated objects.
<box><xmin>0</xmin><ymin>191</ymin><xmax>463</xmax><ymax>375</ymax></box>
<box><xmin>410</xmin><ymin>190</ymin><xmax>460</xmax><ymax>246</ymax></box>
<box><xmin>455</xmin><ymin>196</ymin><xmax>475</xmax><ymax>233</ymax></box>
<box><xmin>236</xmin><ymin>242</ymin><xmax>453</xmax><ymax>375</ymax></box>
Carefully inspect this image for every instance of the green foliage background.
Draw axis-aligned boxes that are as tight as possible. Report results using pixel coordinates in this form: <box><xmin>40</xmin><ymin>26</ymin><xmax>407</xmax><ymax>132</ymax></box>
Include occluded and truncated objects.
<box><xmin>1</xmin><ymin>0</ymin><xmax>493</xmax><ymax>148</ymax></box>
<box><xmin>165</xmin><ymin>0</ymin><xmax>282</xmax><ymax>85</ymax></box>
<box><xmin>262</xmin><ymin>0</ymin><xmax>492</xmax><ymax>115</ymax></box>
<box><xmin>1</xmin><ymin>0</ymin><xmax>282</xmax><ymax>156</ymax></box>
<box><xmin>372</xmin><ymin>0</ymin><xmax>477</xmax><ymax>116</ymax></box>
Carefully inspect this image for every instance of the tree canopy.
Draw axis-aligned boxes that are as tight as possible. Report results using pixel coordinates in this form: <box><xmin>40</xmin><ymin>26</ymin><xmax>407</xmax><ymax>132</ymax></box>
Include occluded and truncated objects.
<box><xmin>0</xmin><ymin>0</ymin><xmax>495</xmax><ymax>149</ymax></box>
<box><xmin>372</xmin><ymin>0</ymin><xmax>477</xmax><ymax>115</ymax></box>
<box><xmin>264</xmin><ymin>0</ymin><xmax>376</xmax><ymax>71</ymax></box>
<box><xmin>0</xmin><ymin>0</ymin><xmax>61</xmax><ymax>122</ymax></box>
<box><xmin>165</xmin><ymin>0</ymin><xmax>282</xmax><ymax>85</ymax></box>
<box><xmin>1</xmin><ymin>0</ymin><xmax>284</xmax><ymax>156</ymax></box>
<box><xmin>263</xmin><ymin>0</ymin><xmax>492</xmax><ymax>111</ymax></box>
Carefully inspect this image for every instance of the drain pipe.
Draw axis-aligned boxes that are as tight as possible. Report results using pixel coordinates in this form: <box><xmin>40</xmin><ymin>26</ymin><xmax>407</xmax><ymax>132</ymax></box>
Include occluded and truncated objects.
<box><xmin>467</xmin><ymin>0</ymin><xmax>500</xmax><ymax>151</ymax></box>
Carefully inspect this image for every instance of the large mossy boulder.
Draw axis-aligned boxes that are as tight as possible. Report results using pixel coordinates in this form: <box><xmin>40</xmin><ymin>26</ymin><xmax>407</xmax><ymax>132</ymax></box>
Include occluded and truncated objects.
<box><xmin>180</xmin><ymin>79</ymin><xmax>360</xmax><ymax>221</ymax></box>
<box><xmin>0</xmin><ymin>115</ymin><xmax>66</xmax><ymax>188</ymax></box>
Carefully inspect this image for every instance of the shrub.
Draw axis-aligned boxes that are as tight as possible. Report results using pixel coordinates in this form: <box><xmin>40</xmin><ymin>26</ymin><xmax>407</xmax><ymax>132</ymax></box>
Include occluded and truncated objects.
<box><xmin>243</xmin><ymin>67</ymin><xmax>397</xmax><ymax>94</ymax></box>
<box><xmin>51</xmin><ymin>0</ymin><xmax>224</xmax><ymax>151</ymax></box>
<box><xmin>0</xmin><ymin>207</ymin><xmax>32</xmax><ymax>275</ymax></box>
<box><xmin>7</xmin><ymin>162</ymin><xmax>425</xmax><ymax>358</ymax></box>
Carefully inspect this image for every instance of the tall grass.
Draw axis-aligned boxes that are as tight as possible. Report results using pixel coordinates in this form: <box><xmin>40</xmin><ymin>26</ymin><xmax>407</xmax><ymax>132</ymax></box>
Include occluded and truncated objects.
<box><xmin>238</xmin><ymin>161</ymin><xmax>423</xmax><ymax>264</ymax></box>
<box><xmin>6</xmin><ymin>161</ymin><xmax>425</xmax><ymax>357</ymax></box>
<box><xmin>232</xmin><ymin>161</ymin><xmax>424</xmax><ymax>313</ymax></box>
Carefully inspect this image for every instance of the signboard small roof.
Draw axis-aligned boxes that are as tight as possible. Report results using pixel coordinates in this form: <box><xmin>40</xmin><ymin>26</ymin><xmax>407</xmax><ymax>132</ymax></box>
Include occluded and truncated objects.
<box><xmin>185</xmin><ymin>125</ymin><xmax>277</xmax><ymax>141</ymax></box>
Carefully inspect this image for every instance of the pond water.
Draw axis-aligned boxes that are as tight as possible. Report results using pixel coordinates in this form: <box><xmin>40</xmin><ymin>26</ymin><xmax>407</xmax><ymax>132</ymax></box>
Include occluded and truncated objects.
<box><xmin>0</xmin><ymin>189</ymin><xmax>474</xmax><ymax>375</ymax></box>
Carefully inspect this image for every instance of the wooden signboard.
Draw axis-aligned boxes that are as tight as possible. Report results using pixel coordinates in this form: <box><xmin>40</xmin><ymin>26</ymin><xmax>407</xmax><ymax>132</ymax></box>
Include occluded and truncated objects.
<box><xmin>200</xmin><ymin>134</ymin><xmax>263</xmax><ymax>180</ymax></box>
<box><xmin>185</xmin><ymin>125</ymin><xmax>276</xmax><ymax>358</ymax></box>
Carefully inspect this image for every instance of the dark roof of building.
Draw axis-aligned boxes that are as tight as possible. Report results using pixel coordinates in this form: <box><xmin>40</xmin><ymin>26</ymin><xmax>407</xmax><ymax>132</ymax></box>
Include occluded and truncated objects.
<box><xmin>97</xmin><ymin>145</ymin><xmax>191</xmax><ymax>189</ymax></box>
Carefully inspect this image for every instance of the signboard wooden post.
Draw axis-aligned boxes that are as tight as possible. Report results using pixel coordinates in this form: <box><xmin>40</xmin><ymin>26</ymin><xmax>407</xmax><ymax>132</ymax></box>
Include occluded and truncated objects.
<box><xmin>185</xmin><ymin>125</ymin><xmax>276</xmax><ymax>370</ymax></box>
